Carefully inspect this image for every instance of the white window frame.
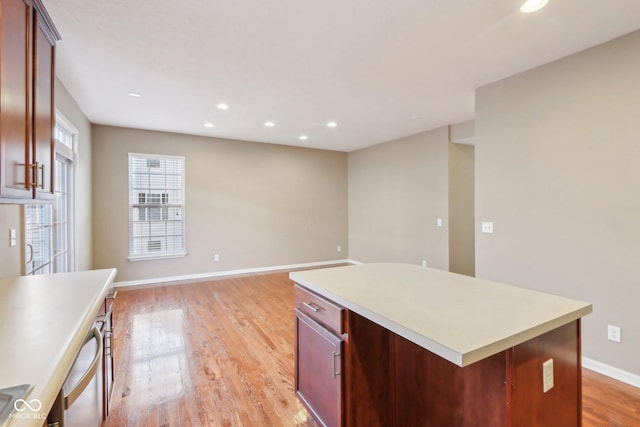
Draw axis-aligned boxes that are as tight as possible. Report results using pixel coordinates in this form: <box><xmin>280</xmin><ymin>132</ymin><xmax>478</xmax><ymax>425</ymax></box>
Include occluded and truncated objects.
<box><xmin>53</xmin><ymin>111</ymin><xmax>77</xmax><ymax>273</ymax></box>
<box><xmin>128</xmin><ymin>153</ymin><xmax>186</xmax><ymax>261</ymax></box>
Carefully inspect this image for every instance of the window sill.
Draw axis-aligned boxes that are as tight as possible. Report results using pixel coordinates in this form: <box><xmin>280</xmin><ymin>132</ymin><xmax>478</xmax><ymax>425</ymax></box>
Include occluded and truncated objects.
<box><xmin>128</xmin><ymin>252</ymin><xmax>188</xmax><ymax>262</ymax></box>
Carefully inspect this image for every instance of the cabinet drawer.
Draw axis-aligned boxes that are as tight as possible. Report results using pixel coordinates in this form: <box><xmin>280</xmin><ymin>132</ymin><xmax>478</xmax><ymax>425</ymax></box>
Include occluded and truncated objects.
<box><xmin>295</xmin><ymin>285</ymin><xmax>344</xmax><ymax>335</ymax></box>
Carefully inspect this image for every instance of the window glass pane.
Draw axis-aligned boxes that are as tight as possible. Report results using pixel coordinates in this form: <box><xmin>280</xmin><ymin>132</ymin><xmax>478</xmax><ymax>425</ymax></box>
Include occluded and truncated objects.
<box><xmin>128</xmin><ymin>153</ymin><xmax>185</xmax><ymax>258</ymax></box>
<box><xmin>24</xmin><ymin>204</ymin><xmax>53</xmax><ymax>275</ymax></box>
<box><xmin>54</xmin><ymin>121</ymin><xmax>74</xmax><ymax>149</ymax></box>
<box><xmin>52</xmin><ymin>118</ymin><xmax>76</xmax><ymax>273</ymax></box>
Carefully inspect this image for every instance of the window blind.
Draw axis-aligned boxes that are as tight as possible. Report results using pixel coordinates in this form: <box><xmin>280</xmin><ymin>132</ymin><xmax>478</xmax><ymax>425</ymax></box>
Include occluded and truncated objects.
<box><xmin>128</xmin><ymin>153</ymin><xmax>186</xmax><ymax>260</ymax></box>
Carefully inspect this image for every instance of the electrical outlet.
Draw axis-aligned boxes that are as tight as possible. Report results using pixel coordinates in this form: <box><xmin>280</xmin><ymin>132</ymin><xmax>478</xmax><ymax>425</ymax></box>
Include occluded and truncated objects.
<box><xmin>10</xmin><ymin>229</ymin><xmax>17</xmax><ymax>247</ymax></box>
<box><xmin>608</xmin><ymin>325</ymin><xmax>621</xmax><ymax>343</ymax></box>
<box><xmin>214</xmin><ymin>254</ymin><xmax>220</xmax><ymax>262</ymax></box>
<box><xmin>337</xmin><ymin>245</ymin><xmax>341</xmax><ymax>252</ymax></box>
<box><xmin>422</xmin><ymin>260</ymin><xmax>427</xmax><ymax>268</ymax></box>
<box><xmin>436</xmin><ymin>218</ymin><xmax>443</xmax><ymax>227</ymax></box>
<box><xmin>543</xmin><ymin>359</ymin><xmax>554</xmax><ymax>393</ymax></box>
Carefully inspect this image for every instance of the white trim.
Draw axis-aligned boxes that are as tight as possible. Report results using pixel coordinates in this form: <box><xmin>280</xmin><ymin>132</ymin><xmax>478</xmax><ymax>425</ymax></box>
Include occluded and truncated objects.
<box><xmin>128</xmin><ymin>152</ymin><xmax>186</xmax><ymax>161</ymax></box>
<box><xmin>114</xmin><ymin>259</ymin><xmax>353</xmax><ymax>287</ymax></box>
<box><xmin>55</xmin><ymin>110</ymin><xmax>79</xmax><ymax>136</ymax></box>
<box><xmin>582</xmin><ymin>357</ymin><xmax>640</xmax><ymax>388</ymax></box>
<box><xmin>347</xmin><ymin>259</ymin><xmax>364</xmax><ymax>265</ymax></box>
<box><xmin>54</xmin><ymin>110</ymin><xmax>78</xmax><ymax>273</ymax></box>
<box><xmin>128</xmin><ymin>252</ymin><xmax>188</xmax><ymax>262</ymax></box>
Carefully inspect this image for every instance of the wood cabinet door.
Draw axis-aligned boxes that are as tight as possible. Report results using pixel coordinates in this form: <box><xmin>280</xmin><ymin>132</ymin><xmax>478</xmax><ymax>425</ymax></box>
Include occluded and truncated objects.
<box><xmin>295</xmin><ymin>309</ymin><xmax>343</xmax><ymax>427</ymax></box>
<box><xmin>0</xmin><ymin>0</ymin><xmax>33</xmax><ymax>198</ymax></box>
<box><xmin>32</xmin><ymin>8</ymin><xmax>55</xmax><ymax>199</ymax></box>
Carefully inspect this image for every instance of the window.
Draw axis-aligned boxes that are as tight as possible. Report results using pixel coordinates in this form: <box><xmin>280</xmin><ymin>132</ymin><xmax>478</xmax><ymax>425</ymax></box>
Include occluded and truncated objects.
<box><xmin>53</xmin><ymin>113</ymin><xmax>76</xmax><ymax>272</ymax></box>
<box><xmin>24</xmin><ymin>113</ymin><xmax>76</xmax><ymax>275</ymax></box>
<box><xmin>128</xmin><ymin>153</ymin><xmax>186</xmax><ymax>260</ymax></box>
<box><xmin>24</xmin><ymin>204</ymin><xmax>53</xmax><ymax>275</ymax></box>
<box><xmin>54</xmin><ymin>153</ymin><xmax>73</xmax><ymax>272</ymax></box>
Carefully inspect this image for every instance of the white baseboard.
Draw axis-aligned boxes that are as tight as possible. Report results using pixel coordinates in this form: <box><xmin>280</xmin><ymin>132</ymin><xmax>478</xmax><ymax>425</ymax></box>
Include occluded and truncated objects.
<box><xmin>114</xmin><ymin>259</ymin><xmax>353</xmax><ymax>288</ymax></box>
<box><xmin>583</xmin><ymin>357</ymin><xmax>640</xmax><ymax>388</ymax></box>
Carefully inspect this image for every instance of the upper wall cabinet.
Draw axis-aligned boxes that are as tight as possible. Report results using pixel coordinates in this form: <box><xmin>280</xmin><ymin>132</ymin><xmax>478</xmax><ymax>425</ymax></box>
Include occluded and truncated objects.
<box><xmin>0</xmin><ymin>0</ymin><xmax>60</xmax><ymax>202</ymax></box>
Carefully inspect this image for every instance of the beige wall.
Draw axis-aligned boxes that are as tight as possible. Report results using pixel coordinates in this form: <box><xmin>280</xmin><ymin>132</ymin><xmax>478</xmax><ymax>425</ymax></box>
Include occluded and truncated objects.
<box><xmin>475</xmin><ymin>30</ymin><xmax>640</xmax><ymax>375</ymax></box>
<box><xmin>92</xmin><ymin>125</ymin><xmax>348</xmax><ymax>282</ymax></box>
<box><xmin>55</xmin><ymin>79</ymin><xmax>93</xmax><ymax>271</ymax></box>
<box><xmin>448</xmin><ymin>142</ymin><xmax>475</xmax><ymax>276</ymax></box>
<box><xmin>348</xmin><ymin>127</ymin><xmax>449</xmax><ymax>268</ymax></box>
<box><xmin>0</xmin><ymin>205</ymin><xmax>23</xmax><ymax>278</ymax></box>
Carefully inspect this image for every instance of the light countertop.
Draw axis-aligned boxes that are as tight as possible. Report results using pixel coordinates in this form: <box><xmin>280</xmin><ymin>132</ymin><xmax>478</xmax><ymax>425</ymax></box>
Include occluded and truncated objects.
<box><xmin>0</xmin><ymin>269</ymin><xmax>117</xmax><ymax>426</ymax></box>
<box><xmin>290</xmin><ymin>263</ymin><xmax>592</xmax><ymax>367</ymax></box>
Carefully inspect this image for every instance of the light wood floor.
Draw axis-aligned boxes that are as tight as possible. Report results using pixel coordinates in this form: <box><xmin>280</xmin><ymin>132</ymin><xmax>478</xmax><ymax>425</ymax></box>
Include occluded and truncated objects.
<box><xmin>107</xmin><ymin>272</ymin><xmax>640</xmax><ymax>426</ymax></box>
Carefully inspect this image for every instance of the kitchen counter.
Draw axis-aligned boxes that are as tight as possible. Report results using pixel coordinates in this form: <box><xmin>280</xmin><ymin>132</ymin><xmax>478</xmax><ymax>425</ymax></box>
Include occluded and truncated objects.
<box><xmin>0</xmin><ymin>269</ymin><xmax>117</xmax><ymax>426</ymax></box>
<box><xmin>290</xmin><ymin>263</ymin><xmax>592</xmax><ymax>366</ymax></box>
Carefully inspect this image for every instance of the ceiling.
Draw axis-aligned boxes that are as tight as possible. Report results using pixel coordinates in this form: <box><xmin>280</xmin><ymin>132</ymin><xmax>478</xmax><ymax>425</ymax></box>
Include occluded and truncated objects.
<box><xmin>45</xmin><ymin>0</ymin><xmax>640</xmax><ymax>152</ymax></box>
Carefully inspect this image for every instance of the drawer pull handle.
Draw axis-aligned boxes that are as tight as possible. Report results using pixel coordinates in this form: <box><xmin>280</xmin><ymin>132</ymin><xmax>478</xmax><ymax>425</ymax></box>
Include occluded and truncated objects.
<box><xmin>303</xmin><ymin>301</ymin><xmax>321</xmax><ymax>312</ymax></box>
<box><xmin>30</xmin><ymin>162</ymin><xmax>45</xmax><ymax>189</ymax></box>
<box><xmin>39</xmin><ymin>163</ymin><xmax>46</xmax><ymax>190</ymax></box>
<box><xmin>332</xmin><ymin>351</ymin><xmax>341</xmax><ymax>377</ymax></box>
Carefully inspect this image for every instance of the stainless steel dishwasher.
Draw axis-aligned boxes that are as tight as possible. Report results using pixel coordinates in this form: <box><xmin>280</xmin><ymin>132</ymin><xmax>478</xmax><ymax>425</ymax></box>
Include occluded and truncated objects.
<box><xmin>47</xmin><ymin>327</ymin><xmax>103</xmax><ymax>427</ymax></box>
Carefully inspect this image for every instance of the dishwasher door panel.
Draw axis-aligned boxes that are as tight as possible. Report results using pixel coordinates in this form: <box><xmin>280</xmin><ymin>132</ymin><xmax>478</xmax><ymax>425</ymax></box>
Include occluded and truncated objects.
<box><xmin>51</xmin><ymin>327</ymin><xmax>104</xmax><ymax>427</ymax></box>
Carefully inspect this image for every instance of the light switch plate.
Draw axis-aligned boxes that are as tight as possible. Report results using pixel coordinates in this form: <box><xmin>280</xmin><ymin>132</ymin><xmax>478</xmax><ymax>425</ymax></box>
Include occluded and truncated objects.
<box><xmin>481</xmin><ymin>222</ymin><xmax>494</xmax><ymax>234</ymax></box>
<box><xmin>10</xmin><ymin>229</ymin><xmax>17</xmax><ymax>247</ymax></box>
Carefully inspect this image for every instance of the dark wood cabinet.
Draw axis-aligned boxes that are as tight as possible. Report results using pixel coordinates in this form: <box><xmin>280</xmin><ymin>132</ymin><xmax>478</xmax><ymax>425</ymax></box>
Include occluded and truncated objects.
<box><xmin>0</xmin><ymin>0</ymin><xmax>59</xmax><ymax>201</ymax></box>
<box><xmin>32</xmin><ymin>6</ymin><xmax>56</xmax><ymax>199</ymax></box>
<box><xmin>294</xmin><ymin>283</ymin><xmax>583</xmax><ymax>427</ymax></box>
<box><xmin>0</xmin><ymin>0</ymin><xmax>31</xmax><ymax>199</ymax></box>
<box><xmin>296</xmin><ymin>311</ymin><xmax>343</xmax><ymax>427</ymax></box>
<box><xmin>390</xmin><ymin>321</ymin><xmax>581</xmax><ymax>427</ymax></box>
<box><xmin>295</xmin><ymin>285</ymin><xmax>344</xmax><ymax>427</ymax></box>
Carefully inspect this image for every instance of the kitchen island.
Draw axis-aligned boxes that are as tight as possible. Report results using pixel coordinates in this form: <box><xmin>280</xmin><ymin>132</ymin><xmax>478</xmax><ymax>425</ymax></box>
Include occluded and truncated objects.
<box><xmin>0</xmin><ymin>269</ymin><xmax>117</xmax><ymax>427</ymax></box>
<box><xmin>290</xmin><ymin>263</ymin><xmax>592</xmax><ymax>427</ymax></box>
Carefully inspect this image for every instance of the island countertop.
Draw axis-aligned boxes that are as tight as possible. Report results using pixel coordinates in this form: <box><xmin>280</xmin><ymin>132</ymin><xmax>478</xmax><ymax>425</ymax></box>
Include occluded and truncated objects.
<box><xmin>289</xmin><ymin>263</ymin><xmax>592</xmax><ymax>367</ymax></box>
<box><xmin>0</xmin><ymin>269</ymin><xmax>117</xmax><ymax>426</ymax></box>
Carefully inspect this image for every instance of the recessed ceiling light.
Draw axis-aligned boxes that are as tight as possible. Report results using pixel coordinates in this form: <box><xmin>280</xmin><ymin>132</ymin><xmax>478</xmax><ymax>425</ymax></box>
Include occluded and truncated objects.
<box><xmin>264</xmin><ymin>121</ymin><xmax>275</xmax><ymax>127</ymax></box>
<box><xmin>520</xmin><ymin>0</ymin><xmax>548</xmax><ymax>13</ymax></box>
<box><xmin>326</xmin><ymin>121</ymin><xmax>338</xmax><ymax>128</ymax></box>
<box><xmin>299</xmin><ymin>135</ymin><xmax>308</xmax><ymax>140</ymax></box>
<box><xmin>128</xmin><ymin>92</ymin><xmax>141</xmax><ymax>97</ymax></box>
<box><xmin>216</xmin><ymin>103</ymin><xmax>229</xmax><ymax>110</ymax></box>
<box><xmin>204</xmin><ymin>122</ymin><xmax>214</xmax><ymax>128</ymax></box>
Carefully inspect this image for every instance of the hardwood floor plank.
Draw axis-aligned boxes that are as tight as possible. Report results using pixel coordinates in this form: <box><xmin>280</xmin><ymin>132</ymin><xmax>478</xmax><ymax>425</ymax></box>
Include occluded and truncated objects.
<box><xmin>582</xmin><ymin>367</ymin><xmax>640</xmax><ymax>427</ymax></box>
<box><xmin>108</xmin><ymin>273</ymin><xmax>315</xmax><ymax>427</ymax></box>
<box><xmin>107</xmin><ymin>271</ymin><xmax>639</xmax><ymax>426</ymax></box>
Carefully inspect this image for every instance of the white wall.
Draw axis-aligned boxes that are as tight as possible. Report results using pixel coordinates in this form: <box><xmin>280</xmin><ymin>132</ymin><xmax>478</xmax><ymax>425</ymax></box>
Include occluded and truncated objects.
<box><xmin>348</xmin><ymin>127</ymin><xmax>449</xmax><ymax>269</ymax></box>
<box><xmin>475</xmin><ymin>30</ymin><xmax>640</xmax><ymax>376</ymax></box>
<box><xmin>55</xmin><ymin>79</ymin><xmax>93</xmax><ymax>271</ymax></box>
<box><xmin>448</xmin><ymin>142</ymin><xmax>475</xmax><ymax>276</ymax></box>
<box><xmin>91</xmin><ymin>125</ymin><xmax>348</xmax><ymax>282</ymax></box>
